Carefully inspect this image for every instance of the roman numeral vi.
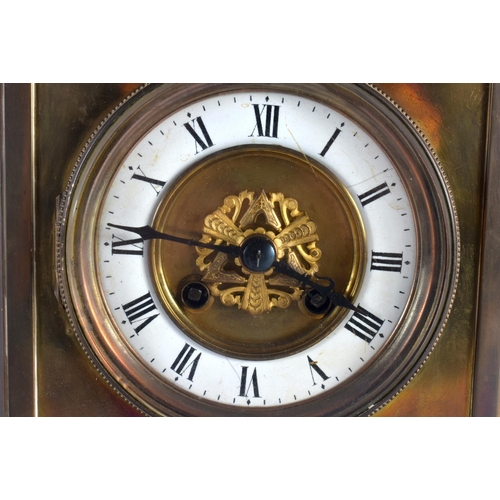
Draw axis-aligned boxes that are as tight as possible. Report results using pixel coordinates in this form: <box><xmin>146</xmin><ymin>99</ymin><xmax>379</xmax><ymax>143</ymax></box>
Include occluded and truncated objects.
<box><xmin>239</xmin><ymin>367</ymin><xmax>260</xmax><ymax>398</ymax></box>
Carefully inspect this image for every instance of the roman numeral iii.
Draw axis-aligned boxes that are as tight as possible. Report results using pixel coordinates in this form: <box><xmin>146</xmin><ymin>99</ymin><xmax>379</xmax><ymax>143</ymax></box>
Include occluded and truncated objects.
<box><xmin>370</xmin><ymin>251</ymin><xmax>403</xmax><ymax>272</ymax></box>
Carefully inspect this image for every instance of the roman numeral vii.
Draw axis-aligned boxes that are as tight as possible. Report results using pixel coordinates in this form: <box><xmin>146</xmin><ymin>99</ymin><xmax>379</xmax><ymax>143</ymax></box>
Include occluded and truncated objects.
<box><xmin>170</xmin><ymin>343</ymin><xmax>201</xmax><ymax>382</ymax></box>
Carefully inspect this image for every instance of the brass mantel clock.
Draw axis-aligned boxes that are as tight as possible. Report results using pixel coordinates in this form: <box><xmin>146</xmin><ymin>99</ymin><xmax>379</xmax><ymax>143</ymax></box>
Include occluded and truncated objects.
<box><xmin>1</xmin><ymin>83</ymin><xmax>497</xmax><ymax>416</ymax></box>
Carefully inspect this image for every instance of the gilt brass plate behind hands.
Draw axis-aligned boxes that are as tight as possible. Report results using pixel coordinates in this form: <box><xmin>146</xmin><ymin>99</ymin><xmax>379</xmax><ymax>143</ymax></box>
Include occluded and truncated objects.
<box><xmin>151</xmin><ymin>146</ymin><xmax>366</xmax><ymax>360</ymax></box>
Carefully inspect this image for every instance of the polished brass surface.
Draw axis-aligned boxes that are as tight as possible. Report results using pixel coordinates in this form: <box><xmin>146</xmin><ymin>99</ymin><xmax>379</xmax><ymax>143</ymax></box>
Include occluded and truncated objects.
<box><xmin>374</xmin><ymin>84</ymin><xmax>488</xmax><ymax>416</ymax></box>
<box><xmin>37</xmin><ymin>84</ymin><xmax>144</xmax><ymax>416</ymax></box>
<box><xmin>0</xmin><ymin>83</ymin><xmax>489</xmax><ymax>416</ymax></box>
<box><xmin>1</xmin><ymin>84</ymin><xmax>36</xmax><ymax>416</ymax></box>
<box><xmin>151</xmin><ymin>146</ymin><xmax>365</xmax><ymax>360</ymax></box>
<box><xmin>473</xmin><ymin>84</ymin><xmax>500</xmax><ymax>416</ymax></box>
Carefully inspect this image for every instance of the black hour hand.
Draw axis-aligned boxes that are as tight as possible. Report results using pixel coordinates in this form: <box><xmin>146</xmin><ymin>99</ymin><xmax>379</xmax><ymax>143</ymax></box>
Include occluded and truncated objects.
<box><xmin>273</xmin><ymin>260</ymin><xmax>358</xmax><ymax>312</ymax></box>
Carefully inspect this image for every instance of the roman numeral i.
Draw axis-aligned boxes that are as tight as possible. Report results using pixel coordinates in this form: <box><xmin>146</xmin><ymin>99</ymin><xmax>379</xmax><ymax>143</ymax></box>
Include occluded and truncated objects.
<box><xmin>319</xmin><ymin>127</ymin><xmax>342</xmax><ymax>157</ymax></box>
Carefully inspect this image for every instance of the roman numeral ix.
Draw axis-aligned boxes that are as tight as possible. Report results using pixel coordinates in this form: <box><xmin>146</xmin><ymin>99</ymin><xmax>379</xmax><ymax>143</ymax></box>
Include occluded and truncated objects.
<box><xmin>111</xmin><ymin>234</ymin><xmax>144</xmax><ymax>256</ymax></box>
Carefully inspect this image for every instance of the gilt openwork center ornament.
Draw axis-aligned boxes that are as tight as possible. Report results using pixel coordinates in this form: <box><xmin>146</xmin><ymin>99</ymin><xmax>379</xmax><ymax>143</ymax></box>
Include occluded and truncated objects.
<box><xmin>196</xmin><ymin>190</ymin><xmax>321</xmax><ymax>315</ymax></box>
<box><xmin>150</xmin><ymin>146</ymin><xmax>365</xmax><ymax>359</ymax></box>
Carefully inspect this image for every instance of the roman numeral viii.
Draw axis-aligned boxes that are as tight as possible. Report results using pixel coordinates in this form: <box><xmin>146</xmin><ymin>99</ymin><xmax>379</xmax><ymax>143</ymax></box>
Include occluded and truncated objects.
<box><xmin>250</xmin><ymin>103</ymin><xmax>280</xmax><ymax>138</ymax></box>
<box><xmin>183</xmin><ymin>116</ymin><xmax>214</xmax><ymax>153</ymax></box>
<box><xmin>170</xmin><ymin>343</ymin><xmax>201</xmax><ymax>382</ymax></box>
<box><xmin>345</xmin><ymin>305</ymin><xmax>384</xmax><ymax>343</ymax></box>
<box><xmin>370</xmin><ymin>251</ymin><xmax>403</xmax><ymax>272</ymax></box>
<box><xmin>122</xmin><ymin>291</ymin><xmax>159</xmax><ymax>334</ymax></box>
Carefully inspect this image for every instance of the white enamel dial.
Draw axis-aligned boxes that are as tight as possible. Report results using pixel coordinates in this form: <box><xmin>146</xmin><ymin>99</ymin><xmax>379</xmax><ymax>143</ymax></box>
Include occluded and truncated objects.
<box><xmin>96</xmin><ymin>90</ymin><xmax>416</xmax><ymax>408</ymax></box>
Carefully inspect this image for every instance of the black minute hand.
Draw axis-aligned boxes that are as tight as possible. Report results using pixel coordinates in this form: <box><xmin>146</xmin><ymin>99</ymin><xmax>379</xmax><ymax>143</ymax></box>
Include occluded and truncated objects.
<box><xmin>107</xmin><ymin>223</ymin><xmax>358</xmax><ymax>312</ymax></box>
<box><xmin>107</xmin><ymin>223</ymin><xmax>241</xmax><ymax>258</ymax></box>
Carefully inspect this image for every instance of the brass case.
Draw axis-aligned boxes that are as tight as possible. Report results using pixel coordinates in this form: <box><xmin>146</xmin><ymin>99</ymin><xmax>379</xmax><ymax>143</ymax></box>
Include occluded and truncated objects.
<box><xmin>0</xmin><ymin>83</ymin><xmax>493</xmax><ymax>416</ymax></box>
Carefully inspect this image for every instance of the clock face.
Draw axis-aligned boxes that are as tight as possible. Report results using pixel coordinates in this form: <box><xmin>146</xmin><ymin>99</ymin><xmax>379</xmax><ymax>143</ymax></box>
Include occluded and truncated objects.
<box><xmin>59</xmin><ymin>84</ymin><xmax>458</xmax><ymax>416</ymax></box>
